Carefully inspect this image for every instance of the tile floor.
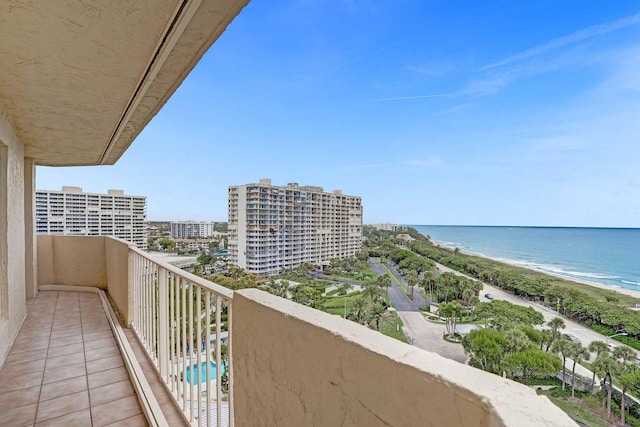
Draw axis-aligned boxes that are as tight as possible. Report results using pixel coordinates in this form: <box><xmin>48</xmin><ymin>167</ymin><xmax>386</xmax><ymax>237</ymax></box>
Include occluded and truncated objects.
<box><xmin>0</xmin><ymin>291</ymin><xmax>147</xmax><ymax>426</ymax></box>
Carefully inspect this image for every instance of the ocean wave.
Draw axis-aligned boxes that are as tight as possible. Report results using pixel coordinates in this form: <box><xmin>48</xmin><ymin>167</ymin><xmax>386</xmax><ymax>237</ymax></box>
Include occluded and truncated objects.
<box><xmin>564</xmin><ymin>271</ymin><xmax>620</xmax><ymax>280</ymax></box>
<box><xmin>622</xmin><ymin>280</ymin><xmax>640</xmax><ymax>286</ymax></box>
<box><xmin>485</xmin><ymin>258</ymin><xmax>620</xmax><ymax>281</ymax></box>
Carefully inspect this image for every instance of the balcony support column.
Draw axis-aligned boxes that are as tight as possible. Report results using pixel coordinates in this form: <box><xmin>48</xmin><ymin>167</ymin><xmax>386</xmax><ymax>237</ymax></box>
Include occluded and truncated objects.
<box><xmin>23</xmin><ymin>157</ymin><xmax>37</xmax><ymax>299</ymax></box>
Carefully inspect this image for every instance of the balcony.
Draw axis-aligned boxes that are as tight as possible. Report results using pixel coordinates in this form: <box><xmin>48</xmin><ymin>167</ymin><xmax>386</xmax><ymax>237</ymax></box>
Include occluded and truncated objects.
<box><xmin>0</xmin><ymin>236</ymin><xmax>575</xmax><ymax>426</ymax></box>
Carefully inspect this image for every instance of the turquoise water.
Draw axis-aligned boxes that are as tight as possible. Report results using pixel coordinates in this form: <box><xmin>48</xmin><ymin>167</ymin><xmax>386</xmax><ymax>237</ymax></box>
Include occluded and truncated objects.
<box><xmin>184</xmin><ymin>361</ymin><xmax>226</xmax><ymax>385</ymax></box>
<box><xmin>411</xmin><ymin>226</ymin><xmax>640</xmax><ymax>292</ymax></box>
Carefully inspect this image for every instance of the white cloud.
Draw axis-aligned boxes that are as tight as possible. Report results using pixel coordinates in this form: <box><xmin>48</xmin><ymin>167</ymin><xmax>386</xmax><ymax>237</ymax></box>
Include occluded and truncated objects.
<box><xmin>481</xmin><ymin>12</ymin><xmax>640</xmax><ymax>71</ymax></box>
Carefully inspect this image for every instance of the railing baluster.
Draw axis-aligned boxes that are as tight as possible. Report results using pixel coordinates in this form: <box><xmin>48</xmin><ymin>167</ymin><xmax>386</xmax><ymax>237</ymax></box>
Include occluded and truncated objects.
<box><xmin>196</xmin><ymin>286</ymin><xmax>202</xmax><ymax>427</ymax></box>
<box><xmin>127</xmin><ymin>248</ymin><xmax>234</xmax><ymax>426</ymax></box>
<box><xmin>206</xmin><ymin>290</ymin><xmax>212</xmax><ymax>427</ymax></box>
<box><xmin>216</xmin><ymin>296</ymin><xmax>222</xmax><ymax>427</ymax></box>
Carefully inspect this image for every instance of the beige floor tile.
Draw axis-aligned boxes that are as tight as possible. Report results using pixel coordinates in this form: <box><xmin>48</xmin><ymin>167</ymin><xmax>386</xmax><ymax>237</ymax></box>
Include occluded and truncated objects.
<box><xmin>84</xmin><ymin>336</ymin><xmax>117</xmax><ymax>351</ymax></box>
<box><xmin>0</xmin><ymin>370</ymin><xmax>43</xmax><ymax>393</ymax></box>
<box><xmin>88</xmin><ymin>367</ymin><xmax>129</xmax><ymax>389</ymax></box>
<box><xmin>50</xmin><ymin>329</ymin><xmax>83</xmax><ymax>341</ymax></box>
<box><xmin>45</xmin><ymin>352</ymin><xmax>85</xmax><ymax>369</ymax></box>
<box><xmin>36</xmin><ymin>390</ymin><xmax>89</xmax><ymax>423</ymax></box>
<box><xmin>35</xmin><ymin>408</ymin><xmax>92</xmax><ymax>427</ymax></box>
<box><xmin>0</xmin><ymin>385</ymin><xmax>40</xmax><ymax>411</ymax></box>
<box><xmin>0</xmin><ymin>357</ymin><xmax>46</xmax><ymax>376</ymax></box>
<box><xmin>86</xmin><ymin>354</ymin><xmax>124</xmax><ymax>374</ymax></box>
<box><xmin>43</xmin><ymin>362</ymin><xmax>86</xmax><ymax>384</ymax></box>
<box><xmin>10</xmin><ymin>339</ymin><xmax>49</xmax><ymax>353</ymax></box>
<box><xmin>4</xmin><ymin>349</ymin><xmax>47</xmax><ymax>366</ymax></box>
<box><xmin>91</xmin><ymin>395</ymin><xmax>141</xmax><ymax>426</ymax></box>
<box><xmin>104</xmin><ymin>413</ymin><xmax>147</xmax><ymax>427</ymax></box>
<box><xmin>83</xmin><ymin>330</ymin><xmax>114</xmax><ymax>342</ymax></box>
<box><xmin>0</xmin><ymin>402</ymin><xmax>37</xmax><ymax>425</ymax></box>
<box><xmin>40</xmin><ymin>376</ymin><xmax>88</xmax><ymax>402</ymax></box>
<box><xmin>89</xmin><ymin>379</ymin><xmax>134</xmax><ymax>407</ymax></box>
<box><xmin>46</xmin><ymin>342</ymin><xmax>84</xmax><ymax>358</ymax></box>
<box><xmin>85</xmin><ymin>345</ymin><xmax>120</xmax><ymax>362</ymax></box>
<box><xmin>49</xmin><ymin>334</ymin><xmax>84</xmax><ymax>348</ymax></box>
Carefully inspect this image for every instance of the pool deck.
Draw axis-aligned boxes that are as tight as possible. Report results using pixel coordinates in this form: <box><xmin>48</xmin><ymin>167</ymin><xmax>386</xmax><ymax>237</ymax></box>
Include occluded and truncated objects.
<box><xmin>0</xmin><ymin>291</ymin><xmax>146</xmax><ymax>426</ymax></box>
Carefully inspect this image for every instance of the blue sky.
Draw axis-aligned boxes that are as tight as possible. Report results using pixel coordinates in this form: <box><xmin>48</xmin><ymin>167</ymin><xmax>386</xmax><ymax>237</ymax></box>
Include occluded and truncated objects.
<box><xmin>37</xmin><ymin>1</ymin><xmax>640</xmax><ymax>227</ymax></box>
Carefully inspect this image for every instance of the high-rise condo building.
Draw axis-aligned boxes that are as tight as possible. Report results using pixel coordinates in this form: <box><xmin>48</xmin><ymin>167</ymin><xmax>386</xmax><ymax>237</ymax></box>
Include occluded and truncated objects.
<box><xmin>228</xmin><ymin>179</ymin><xmax>363</xmax><ymax>276</ymax></box>
<box><xmin>170</xmin><ymin>220</ymin><xmax>216</xmax><ymax>239</ymax></box>
<box><xmin>35</xmin><ymin>186</ymin><xmax>147</xmax><ymax>249</ymax></box>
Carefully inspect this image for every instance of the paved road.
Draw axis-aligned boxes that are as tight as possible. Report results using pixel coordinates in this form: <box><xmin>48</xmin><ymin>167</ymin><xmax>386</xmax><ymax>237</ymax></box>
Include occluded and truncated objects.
<box><xmin>370</xmin><ymin>259</ymin><xmax>467</xmax><ymax>362</ymax></box>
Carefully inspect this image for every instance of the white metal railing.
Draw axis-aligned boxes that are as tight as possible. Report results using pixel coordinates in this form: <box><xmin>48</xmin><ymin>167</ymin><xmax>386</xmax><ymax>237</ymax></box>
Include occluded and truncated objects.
<box><xmin>130</xmin><ymin>248</ymin><xmax>234</xmax><ymax>427</ymax></box>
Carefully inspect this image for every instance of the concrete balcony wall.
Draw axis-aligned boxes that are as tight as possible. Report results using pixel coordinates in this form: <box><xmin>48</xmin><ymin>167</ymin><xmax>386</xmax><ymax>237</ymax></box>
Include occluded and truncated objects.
<box><xmin>0</xmin><ymin>105</ymin><xmax>27</xmax><ymax>365</ymax></box>
<box><xmin>37</xmin><ymin>235</ymin><xmax>133</xmax><ymax>324</ymax></box>
<box><xmin>233</xmin><ymin>288</ymin><xmax>575</xmax><ymax>427</ymax></box>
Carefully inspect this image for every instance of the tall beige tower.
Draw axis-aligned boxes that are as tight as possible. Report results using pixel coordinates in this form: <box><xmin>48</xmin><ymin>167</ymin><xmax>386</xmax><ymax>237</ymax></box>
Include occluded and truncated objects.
<box><xmin>228</xmin><ymin>179</ymin><xmax>363</xmax><ymax>276</ymax></box>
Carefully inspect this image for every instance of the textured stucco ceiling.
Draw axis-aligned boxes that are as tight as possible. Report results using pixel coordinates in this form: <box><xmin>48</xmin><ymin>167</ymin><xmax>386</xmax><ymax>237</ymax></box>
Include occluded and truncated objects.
<box><xmin>0</xmin><ymin>0</ymin><xmax>248</xmax><ymax>166</ymax></box>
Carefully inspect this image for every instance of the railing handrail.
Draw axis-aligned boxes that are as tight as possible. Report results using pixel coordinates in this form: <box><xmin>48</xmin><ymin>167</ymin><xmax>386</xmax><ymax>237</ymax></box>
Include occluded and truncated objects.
<box><xmin>130</xmin><ymin>247</ymin><xmax>234</xmax><ymax>300</ymax></box>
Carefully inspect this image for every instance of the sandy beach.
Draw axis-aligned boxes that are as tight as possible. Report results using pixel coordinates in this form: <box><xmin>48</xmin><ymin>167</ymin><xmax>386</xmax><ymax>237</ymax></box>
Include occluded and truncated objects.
<box><xmin>460</xmin><ymin>248</ymin><xmax>640</xmax><ymax>300</ymax></box>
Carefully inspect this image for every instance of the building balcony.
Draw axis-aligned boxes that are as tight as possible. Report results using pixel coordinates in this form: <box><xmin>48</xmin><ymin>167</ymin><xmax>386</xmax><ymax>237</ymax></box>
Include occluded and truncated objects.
<box><xmin>0</xmin><ymin>235</ymin><xmax>574</xmax><ymax>426</ymax></box>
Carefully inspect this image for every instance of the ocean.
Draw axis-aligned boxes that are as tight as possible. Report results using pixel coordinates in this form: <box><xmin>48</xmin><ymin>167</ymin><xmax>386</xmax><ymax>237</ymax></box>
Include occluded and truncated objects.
<box><xmin>411</xmin><ymin>226</ymin><xmax>640</xmax><ymax>292</ymax></box>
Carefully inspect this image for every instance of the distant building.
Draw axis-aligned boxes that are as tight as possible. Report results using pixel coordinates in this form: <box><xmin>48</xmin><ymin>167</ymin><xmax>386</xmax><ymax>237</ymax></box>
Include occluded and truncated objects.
<box><xmin>228</xmin><ymin>179</ymin><xmax>363</xmax><ymax>276</ymax></box>
<box><xmin>36</xmin><ymin>186</ymin><xmax>147</xmax><ymax>249</ymax></box>
<box><xmin>170</xmin><ymin>220</ymin><xmax>216</xmax><ymax>239</ymax></box>
<box><xmin>371</xmin><ymin>223</ymin><xmax>408</xmax><ymax>231</ymax></box>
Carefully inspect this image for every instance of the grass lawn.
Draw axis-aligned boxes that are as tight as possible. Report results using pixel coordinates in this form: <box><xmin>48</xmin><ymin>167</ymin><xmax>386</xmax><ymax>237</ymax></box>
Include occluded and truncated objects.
<box><xmin>380</xmin><ymin>314</ymin><xmax>408</xmax><ymax>343</ymax></box>
<box><xmin>546</xmin><ymin>395</ymin><xmax>608</xmax><ymax>427</ymax></box>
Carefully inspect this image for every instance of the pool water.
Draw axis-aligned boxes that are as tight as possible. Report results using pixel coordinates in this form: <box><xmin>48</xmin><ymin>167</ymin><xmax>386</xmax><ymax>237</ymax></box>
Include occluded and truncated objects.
<box><xmin>184</xmin><ymin>361</ymin><xmax>227</xmax><ymax>385</ymax></box>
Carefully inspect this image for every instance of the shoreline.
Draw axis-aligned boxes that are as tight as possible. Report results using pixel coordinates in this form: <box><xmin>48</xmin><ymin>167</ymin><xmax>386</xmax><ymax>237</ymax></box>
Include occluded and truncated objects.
<box><xmin>430</xmin><ymin>240</ymin><xmax>640</xmax><ymax>300</ymax></box>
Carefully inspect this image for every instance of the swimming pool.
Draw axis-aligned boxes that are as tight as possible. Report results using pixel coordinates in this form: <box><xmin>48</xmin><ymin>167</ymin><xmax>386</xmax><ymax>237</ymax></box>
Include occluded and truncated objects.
<box><xmin>184</xmin><ymin>361</ymin><xmax>227</xmax><ymax>385</ymax></box>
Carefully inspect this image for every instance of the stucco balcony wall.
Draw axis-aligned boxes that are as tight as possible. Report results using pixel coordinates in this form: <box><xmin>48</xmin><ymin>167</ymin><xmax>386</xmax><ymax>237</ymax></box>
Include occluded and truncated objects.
<box><xmin>37</xmin><ymin>235</ymin><xmax>134</xmax><ymax>324</ymax></box>
<box><xmin>233</xmin><ymin>288</ymin><xmax>575</xmax><ymax>427</ymax></box>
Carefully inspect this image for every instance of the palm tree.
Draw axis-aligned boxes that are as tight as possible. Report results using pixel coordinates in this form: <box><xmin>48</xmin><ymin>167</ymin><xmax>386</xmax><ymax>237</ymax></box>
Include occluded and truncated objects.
<box><xmin>420</xmin><ymin>270</ymin><xmax>436</xmax><ymax>300</ymax></box>
<box><xmin>618</xmin><ymin>369</ymin><xmax>640</xmax><ymax>426</ymax></box>
<box><xmin>376</xmin><ymin>273</ymin><xmax>392</xmax><ymax>293</ymax></box>
<box><xmin>405</xmin><ymin>270</ymin><xmax>418</xmax><ymax>298</ymax></box>
<box><xmin>588</xmin><ymin>340</ymin><xmax>609</xmax><ymax>390</ymax></box>
<box><xmin>613</xmin><ymin>345</ymin><xmax>636</xmax><ymax>367</ymax></box>
<box><xmin>539</xmin><ymin>329</ymin><xmax>552</xmax><ymax>352</ymax></box>
<box><xmin>348</xmin><ymin>295</ymin><xmax>368</xmax><ymax>324</ymax></box>
<box><xmin>593</xmin><ymin>354</ymin><xmax>617</xmax><ymax>417</ymax></box>
<box><xmin>568</xmin><ymin>342</ymin><xmax>590</xmax><ymax>398</ymax></box>
<box><xmin>367</xmin><ymin>302</ymin><xmax>390</xmax><ymax>330</ymax></box>
<box><xmin>438</xmin><ymin>301</ymin><xmax>462</xmax><ymax>339</ymax></box>
<box><xmin>362</xmin><ymin>280</ymin><xmax>383</xmax><ymax>302</ymax></box>
<box><xmin>551</xmin><ymin>339</ymin><xmax>572</xmax><ymax>390</ymax></box>
<box><xmin>547</xmin><ymin>317</ymin><xmax>565</xmax><ymax>344</ymax></box>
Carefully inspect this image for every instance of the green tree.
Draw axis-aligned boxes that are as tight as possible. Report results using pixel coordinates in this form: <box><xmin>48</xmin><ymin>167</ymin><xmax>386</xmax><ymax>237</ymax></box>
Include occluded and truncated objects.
<box><xmin>593</xmin><ymin>354</ymin><xmax>617</xmax><ymax>417</ymax></box>
<box><xmin>406</xmin><ymin>270</ymin><xmax>418</xmax><ymax>298</ymax></box>
<box><xmin>376</xmin><ymin>273</ymin><xmax>392</xmax><ymax>292</ymax></box>
<box><xmin>551</xmin><ymin>339</ymin><xmax>572</xmax><ymax>390</ymax></box>
<box><xmin>568</xmin><ymin>342</ymin><xmax>590</xmax><ymax>398</ymax></box>
<box><xmin>613</xmin><ymin>345</ymin><xmax>636</xmax><ymax>367</ymax></box>
<box><xmin>504</xmin><ymin>329</ymin><xmax>531</xmax><ymax>354</ymax></box>
<box><xmin>504</xmin><ymin>347</ymin><xmax>562</xmax><ymax>385</ymax></box>
<box><xmin>462</xmin><ymin>328</ymin><xmax>506</xmax><ymax>373</ymax></box>
<box><xmin>618</xmin><ymin>369</ymin><xmax>640</xmax><ymax>426</ymax></box>
<box><xmin>420</xmin><ymin>270</ymin><xmax>436</xmax><ymax>300</ymax></box>
<box><xmin>438</xmin><ymin>301</ymin><xmax>462</xmax><ymax>339</ymax></box>
<box><xmin>362</xmin><ymin>280</ymin><xmax>383</xmax><ymax>302</ymax></box>
<box><xmin>367</xmin><ymin>302</ymin><xmax>391</xmax><ymax>330</ymax></box>
<box><xmin>547</xmin><ymin>317</ymin><xmax>566</xmax><ymax>344</ymax></box>
<box><xmin>348</xmin><ymin>295</ymin><xmax>369</xmax><ymax>324</ymax></box>
<box><xmin>588</xmin><ymin>340</ymin><xmax>609</xmax><ymax>390</ymax></box>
